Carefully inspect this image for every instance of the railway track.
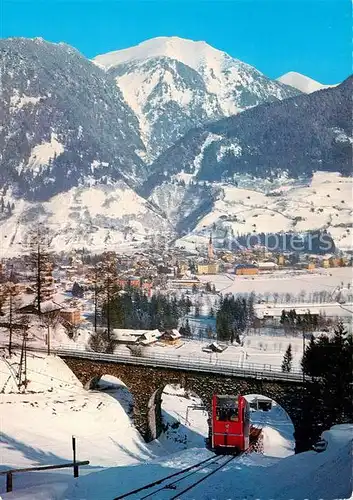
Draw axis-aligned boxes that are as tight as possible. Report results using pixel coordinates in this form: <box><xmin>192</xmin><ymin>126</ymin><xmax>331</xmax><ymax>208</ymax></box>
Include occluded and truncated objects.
<box><xmin>114</xmin><ymin>429</ymin><xmax>262</xmax><ymax>500</ymax></box>
<box><xmin>114</xmin><ymin>454</ymin><xmax>235</xmax><ymax>500</ymax></box>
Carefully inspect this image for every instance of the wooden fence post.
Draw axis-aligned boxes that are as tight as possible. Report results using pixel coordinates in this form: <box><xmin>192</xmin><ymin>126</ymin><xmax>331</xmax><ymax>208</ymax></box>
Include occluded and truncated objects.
<box><xmin>6</xmin><ymin>472</ymin><xmax>13</xmax><ymax>492</ymax></box>
<box><xmin>72</xmin><ymin>436</ymin><xmax>78</xmax><ymax>477</ymax></box>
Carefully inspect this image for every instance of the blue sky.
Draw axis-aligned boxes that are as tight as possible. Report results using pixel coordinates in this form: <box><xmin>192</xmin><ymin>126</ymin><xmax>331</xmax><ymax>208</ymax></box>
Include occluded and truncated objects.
<box><xmin>1</xmin><ymin>0</ymin><xmax>351</xmax><ymax>83</ymax></box>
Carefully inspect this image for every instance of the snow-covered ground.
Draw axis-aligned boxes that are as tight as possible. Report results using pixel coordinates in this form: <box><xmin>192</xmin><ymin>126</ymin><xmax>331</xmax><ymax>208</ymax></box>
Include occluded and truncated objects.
<box><xmin>0</xmin><ymin>354</ymin><xmax>162</xmax><ymax>472</ymax></box>
<box><xmin>0</xmin><ymin>182</ymin><xmax>172</xmax><ymax>258</ymax></box>
<box><xmin>1</xmin><ymin>171</ymin><xmax>351</xmax><ymax>256</ymax></box>
<box><xmin>176</xmin><ymin>172</ymin><xmax>353</xmax><ymax>251</ymax></box>
<box><xmin>1</xmin><ymin>352</ymin><xmax>351</xmax><ymax>499</ymax></box>
<box><xmin>141</xmin><ymin>335</ymin><xmax>305</xmax><ymax>371</ymax></box>
<box><xmin>184</xmin><ymin>423</ymin><xmax>352</xmax><ymax>500</ymax></box>
<box><xmin>245</xmin><ymin>395</ymin><xmax>295</xmax><ymax>458</ymax></box>
<box><xmin>158</xmin><ymin>384</ymin><xmax>209</xmax><ymax>451</ymax></box>
<box><xmin>198</xmin><ymin>267</ymin><xmax>352</xmax><ymax>297</ymax></box>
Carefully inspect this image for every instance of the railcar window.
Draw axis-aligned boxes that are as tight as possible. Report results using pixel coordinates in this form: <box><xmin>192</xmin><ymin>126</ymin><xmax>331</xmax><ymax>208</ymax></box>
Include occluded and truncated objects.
<box><xmin>216</xmin><ymin>407</ymin><xmax>239</xmax><ymax>421</ymax></box>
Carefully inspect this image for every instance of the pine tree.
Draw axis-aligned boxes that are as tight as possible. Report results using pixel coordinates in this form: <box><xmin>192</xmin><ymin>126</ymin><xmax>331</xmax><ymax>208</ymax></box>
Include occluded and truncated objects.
<box><xmin>301</xmin><ymin>323</ymin><xmax>353</xmax><ymax>427</ymax></box>
<box><xmin>180</xmin><ymin>318</ymin><xmax>192</xmax><ymax>337</ymax></box>
<box><xmin>72</xmin><ymin>282</ymin><xmax>84</xmax><ymax>298</ymax></box>
<box><xmin>281</xmin><ymin>344</ymin><xmax>293</xmax><ymax>372</ymax></box>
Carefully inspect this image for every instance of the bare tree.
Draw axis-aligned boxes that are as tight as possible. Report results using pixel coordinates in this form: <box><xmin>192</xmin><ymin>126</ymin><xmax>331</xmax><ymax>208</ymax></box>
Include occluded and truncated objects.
<box><xmin>99</xmin><ymin>252</ymin><xmax>119</xmax><ymax>340</ymax></box>
<box><xmin>3</xmin><ymin>279</ymin><xmax>19</xmax><ymax>357</ymax></box>
<box><xmin>26</xmin><ymin>225</ymin><xmax>54</xmax><ymax>315</ymax></box>
<box><xmin>41</xmin><ymin>310</ymin><xmax>60</xmax><ymax>355</ymax></box>
<box><xmin>26</xmin><ymin>224</ymin><xmax>54</xmax><ymax>316</ymax></box>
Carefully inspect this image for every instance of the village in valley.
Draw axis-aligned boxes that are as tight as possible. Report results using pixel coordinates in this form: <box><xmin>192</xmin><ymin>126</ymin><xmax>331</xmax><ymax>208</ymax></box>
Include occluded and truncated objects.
<box><xmin>0</xmin><ymin>228</ymin><xmax>352</xmax><ymax>375</ymax></box>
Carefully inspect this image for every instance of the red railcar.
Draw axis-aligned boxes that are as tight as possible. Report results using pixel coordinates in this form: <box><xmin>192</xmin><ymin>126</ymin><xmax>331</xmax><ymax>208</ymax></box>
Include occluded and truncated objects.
<box><xmin>211</xmin><ymin>394</ymin><xmax>250</xmax><ymax>453</ymax></box>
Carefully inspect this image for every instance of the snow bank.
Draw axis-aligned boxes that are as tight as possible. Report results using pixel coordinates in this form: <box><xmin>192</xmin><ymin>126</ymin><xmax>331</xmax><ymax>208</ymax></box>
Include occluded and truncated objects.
<box><xmin>0</xmin><ymin>353</ymin><xmax>159</xmax><ymax>497</ymax></box>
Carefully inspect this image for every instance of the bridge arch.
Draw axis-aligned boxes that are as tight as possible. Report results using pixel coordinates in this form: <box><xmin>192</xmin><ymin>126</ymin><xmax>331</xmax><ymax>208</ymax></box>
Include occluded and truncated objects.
<box><xmin>86</xmin><ymin>374</ymin><xmax>134</xmax><ymax>417</ymax></box>
<box><xmin>62</xmin><ymin>356</ymin><xmax>308</xmax><ymax>450</ymax></box>
<box><xmin>244</xmin><ymin>393</ymin><xmax>295</xmax><ymax>456</ymax></box>
<box><xmin>147</xmin><ymin>383</ymin><xmax>208</xmax><ymax>445</ymax></box>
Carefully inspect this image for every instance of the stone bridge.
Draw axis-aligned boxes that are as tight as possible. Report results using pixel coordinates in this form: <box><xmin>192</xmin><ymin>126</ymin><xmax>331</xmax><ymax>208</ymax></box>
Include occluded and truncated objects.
<box><xmin>62</xmin><ymin>355</ymin><xmax>313</xmax><ymax>452</ymax></box>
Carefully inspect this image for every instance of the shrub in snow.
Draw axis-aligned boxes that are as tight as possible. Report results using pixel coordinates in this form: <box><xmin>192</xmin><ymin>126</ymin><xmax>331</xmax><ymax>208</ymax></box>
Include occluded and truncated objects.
<box><xmin>88</xmin><ymin>329</ymin><xmax>115</xmax><ymax>353</ymax></box>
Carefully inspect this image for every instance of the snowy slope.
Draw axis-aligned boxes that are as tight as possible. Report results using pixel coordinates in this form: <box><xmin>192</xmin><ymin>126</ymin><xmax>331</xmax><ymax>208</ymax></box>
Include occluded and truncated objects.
<box><xmin>145</xmin><ymin>76</ymin><xmax>352</xmax><ymax>188</ymax></box>
<box><xmin>0</xmin><ymin>352</ymin><xmax>163</xmax><ymax>496</ymax></box>
<box><xmin>158</xmin><ymin>384</ymin><xmax>209</xmax><ymax>452</ymax></box>
<box><xmin>175</xmin><ymin>172</ymin><xmax>353</xmax><ymax>250</ymax></box>
<box><xmin>185</xmin><ymin>423</ymin><xmax>352</xmax><ymax>500</ymax></box>
<box><xmin>1</xmin><ymin>173</ymin><xmax>351</xmax><ymax>255</ymax></box>
<box><xmin>278</xmin><ymin>71</ymin><xmax>337</xmax><ymax>93</ymax></box>
<box><xmin>0</xmin><ymin>181</ymin><xmax>173</xmax><ymax>257</ymax></box>
<box><xmin>148</xmin><ymin>180</ymin><xmax>219</xmax><ymax>232</ymax></box>
<box><xmin>94</xmin><ymin>37</ymin><xmax>299</xmax><ymax>158</ymax></box>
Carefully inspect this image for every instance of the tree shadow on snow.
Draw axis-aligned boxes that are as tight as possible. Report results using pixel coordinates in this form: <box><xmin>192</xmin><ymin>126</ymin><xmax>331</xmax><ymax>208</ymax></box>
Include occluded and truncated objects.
<box><xmin>109</xmin><ymin>437</ymin><xmax>156</xmax><ymax>462</ymax></box>
<box><xmin>159</xmin><ymin>409</ymin><xmax>207</xmax><ymax>451</ymax></box>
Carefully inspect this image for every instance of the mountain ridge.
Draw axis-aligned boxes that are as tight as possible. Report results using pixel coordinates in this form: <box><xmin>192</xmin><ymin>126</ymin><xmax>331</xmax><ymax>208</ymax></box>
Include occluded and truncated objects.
<box><xmin>94</xmin><ymin>36</ymin><xmax>300</xmax><ymax>159</ymax></box>
<box><xmin>142</xmin><ymin>75</ymin><xmax>352</xmax><ymax>195</ymax></box>
<box><xmin>1</xmin><ymin>36</ymin><xmax>351</xmax><ymax>253</ymax></box>
<box><xmin>1</xmin><ymin>37</ymin><xmax>147</xmax><ymax>201</ymax></box>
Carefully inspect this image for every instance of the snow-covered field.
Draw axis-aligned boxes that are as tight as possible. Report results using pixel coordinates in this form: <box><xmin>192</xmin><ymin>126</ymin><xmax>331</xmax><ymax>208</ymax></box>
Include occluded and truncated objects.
<box><xmin>0</xmin><ymin>352</ymin><xmax>351</xmax><ymax>499</ymax></box>
<box><xmin>142</xmin><ymin>334</ymin><xmax>305</xmax><ymax>371</ymax></box>
<box><xmin>1</xmin><ymin>172</ymin><xmax>351</xmax><ymax>256</ymax></box>
<box><xmin>0</xmin><ymin>353</ymin><xmax>165</xmax><ymax>497</ymax></box>
<box><xmin>198</xmin><ymin>267</ymin><xmax>352</xmax><ymax>297</ymax></box>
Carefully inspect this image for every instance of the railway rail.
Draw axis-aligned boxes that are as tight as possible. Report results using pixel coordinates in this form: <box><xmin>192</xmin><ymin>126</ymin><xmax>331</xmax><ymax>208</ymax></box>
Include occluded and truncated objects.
<box><xmin>114</xmin><ymin>428</ymin><xmax>262</xmax><ymax>500</ymax></box>
<box><xmin>113</xmin><ymin>454</ymin><xmax>234</xmax><ymax>500</ymax></box>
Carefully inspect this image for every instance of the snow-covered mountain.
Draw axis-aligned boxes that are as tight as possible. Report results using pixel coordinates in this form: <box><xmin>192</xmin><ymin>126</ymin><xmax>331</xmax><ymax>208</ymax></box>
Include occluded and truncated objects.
<box><xmin>277</xmin><ymin>72</ymin><xmax>337</xmax><ymax>94</ymax></box>
<box><xmin>1</xmin><ymin>36</ymin><xmax>351</xmax><ymax>253</ymax></box>
<box><xmin>1</xmin><ymin>37</ymin><xmax>146</xmax><ymax>200</ymax></box>
<box><xmin>0</xmin><ymin>182</ymin><xmax>173</xmax><ymax>257</ymax></box>
<box><xmin>94</xmin><ymin>37</ymin><xmax>299</xmax><ymax>159</ymax></box>
<box><xmin>143</xmin><ymin>76</ymin><xmax>352</xmax><ymax>192</ymax></box>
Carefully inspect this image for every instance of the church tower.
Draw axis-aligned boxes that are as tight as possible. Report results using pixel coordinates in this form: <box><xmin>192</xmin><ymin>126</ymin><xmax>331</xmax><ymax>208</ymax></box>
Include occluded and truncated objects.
<box><xmin>208</xmin><ymin>233</ymin><xmax>214</xmax><ymax>261</ymax></box>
